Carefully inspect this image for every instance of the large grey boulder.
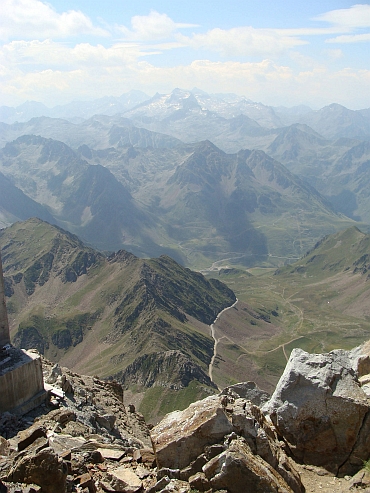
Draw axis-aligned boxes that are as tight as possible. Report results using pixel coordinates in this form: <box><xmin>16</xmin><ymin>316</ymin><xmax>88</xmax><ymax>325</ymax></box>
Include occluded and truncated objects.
<box><xmin>263</xmin><ymin>347</ymin><xmax>370</xmax><ymax>475</ymax></box>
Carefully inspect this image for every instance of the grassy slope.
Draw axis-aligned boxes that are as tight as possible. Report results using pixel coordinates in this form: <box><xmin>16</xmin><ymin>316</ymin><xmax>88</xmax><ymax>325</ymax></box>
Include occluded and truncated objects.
<box><xmin>0</xmin><ymin>218</ymin><xmax>237</xmax><ymax>420</ymax></box>
<box><xmin>207</xmin><ymin>226</ymin><xmax>370</xmax><ymax>392</ymax></box>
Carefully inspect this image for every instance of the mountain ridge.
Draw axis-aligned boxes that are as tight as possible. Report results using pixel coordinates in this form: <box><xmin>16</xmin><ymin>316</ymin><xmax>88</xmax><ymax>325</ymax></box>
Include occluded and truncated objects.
<box><xmin>0</xmin><ymin>218</ymin><xmax>236</xmax><ymax>420</ymax></box>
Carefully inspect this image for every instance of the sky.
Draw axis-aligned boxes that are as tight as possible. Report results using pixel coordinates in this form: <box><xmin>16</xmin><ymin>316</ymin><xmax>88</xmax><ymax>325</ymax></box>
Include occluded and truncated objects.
<box><xmin>1</xmin><ymin>0</ymin><xmax>370</xmax><ymax>109</ymax></box>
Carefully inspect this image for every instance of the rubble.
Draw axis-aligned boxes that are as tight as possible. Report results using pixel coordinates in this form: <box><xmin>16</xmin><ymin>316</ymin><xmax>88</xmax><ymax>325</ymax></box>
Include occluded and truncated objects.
<box><xmin>2</xmin><ymin>345</ymin><xmax>370</xmax><ymax>492</ymax></box>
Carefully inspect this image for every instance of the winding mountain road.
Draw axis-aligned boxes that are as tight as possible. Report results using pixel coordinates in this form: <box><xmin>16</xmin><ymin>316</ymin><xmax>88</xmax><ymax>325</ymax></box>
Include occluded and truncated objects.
<box><xmin>208</xmin><ymin>298</ymin><xmax>238</xmax><ymax>387</ymax></box>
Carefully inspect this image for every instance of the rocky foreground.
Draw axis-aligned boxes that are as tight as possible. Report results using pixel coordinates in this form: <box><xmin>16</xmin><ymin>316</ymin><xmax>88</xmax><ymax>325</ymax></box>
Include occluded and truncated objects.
<box><xmin>2</xmin><ymin>343</ymin><xmax>370</xmax><ymax>492</ymax></box>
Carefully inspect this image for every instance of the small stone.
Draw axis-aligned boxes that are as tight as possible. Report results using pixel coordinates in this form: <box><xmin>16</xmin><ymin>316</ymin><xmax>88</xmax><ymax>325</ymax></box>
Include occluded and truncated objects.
<box><xmin>139</xmin><ymin>448</ymin><xmax>156</xmax><ymax>467</ymax></box>
<box><xmin>96</xmin><ymin>414</ymin><xmax>115</xmax><ymax>432</ymax></box>
<box><xmin>133</xmin><ymin>449</ymin><xmax>141</xmax><ymax>462</ymax></box>
<box><xmin>135</xmin><ymin>465</ymin><xmax>151</xmax><ymax>479</ymax></box>
<box><xmin>97</xmin><ymin>447</ymin><xmax>125</xmax><ymax>461</ymax></box>
<box><xmin>56</xmin><ymin>410</ymin><xmax>76</xmax><ymax>425</ymax></box>
<box><xmin>146</xmin><ymin>476</ymin><xmax>170</xmax><ymax>493</ymax></box>
<box><xmin>106</xmin><ymin>466</ymin><xmax>142</xmax><ymax>493</ymax></box>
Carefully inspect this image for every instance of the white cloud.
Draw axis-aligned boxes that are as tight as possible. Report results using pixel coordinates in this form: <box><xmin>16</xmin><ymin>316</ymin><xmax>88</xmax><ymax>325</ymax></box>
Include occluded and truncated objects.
<box><xmin>118</xmin><ymin>10</ymin><xmax>198</xmax><ymax>41</ymax></box>
<box><xmin>178</xmin><ymin>27</ymin><xmax>307</xmax><ymax>57</ymax></box>
<box><xmin>314</xmin><ymin>4</ymin><xmax>370</xmax><ymax>28</ymax></box>
<box><xmin>2</xmin><ymin>48</ymin><xmax>369</xmax><ymax>110</ymax></box>
<box><xmin>0</xmin><ymin>5</ymin><xmax>369</xmax><ymax>109</ymax></box>
<box><xmin>0</xmin><ymin>40</ymin><xmax>148</xmax><ymax>68</ymax></box>
<box><xmin>324</xmin><ymin>48</ymin><xmax>344</xmax><ymax>59</ymax></box>
<box><xmin>0</xmin><ymin>0</ymin><xmax>109</xmax><ymax>41</ymax></box>
<box><xmin>326</xmin><ymin>33</ymin><xmax>370</xmax><ymax>43</ymax></box>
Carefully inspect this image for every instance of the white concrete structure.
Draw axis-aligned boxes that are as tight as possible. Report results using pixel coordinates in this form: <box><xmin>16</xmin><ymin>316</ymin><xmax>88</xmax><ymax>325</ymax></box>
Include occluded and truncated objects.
<box><xmin>0</xmin><ymin>252</ymin><xmax>10</xmax><ymax>347</ymax></box>
<box><xmin>0</xmin><ymin>252</ymin><xmax>46</xmax><ymax>414</ymax></box>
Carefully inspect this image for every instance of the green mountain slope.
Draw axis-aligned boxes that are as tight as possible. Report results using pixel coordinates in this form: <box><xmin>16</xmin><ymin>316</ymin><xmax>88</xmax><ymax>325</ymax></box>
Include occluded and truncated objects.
<box><xmin>210</xmin><ymin>226</ymin><xmax>370</xmax><ymax>393</ymax></box>
<box><xmin>0</xmin><ymin>218</ymin><xmax>236</xmax><ymax>420</ymax></box>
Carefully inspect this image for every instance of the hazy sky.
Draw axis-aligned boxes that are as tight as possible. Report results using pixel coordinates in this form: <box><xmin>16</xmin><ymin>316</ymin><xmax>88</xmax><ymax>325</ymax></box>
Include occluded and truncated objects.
<box><xmin>1</xmin><ymin>1</ymin><xmax>370</xmax><ymax>109</ymax></box>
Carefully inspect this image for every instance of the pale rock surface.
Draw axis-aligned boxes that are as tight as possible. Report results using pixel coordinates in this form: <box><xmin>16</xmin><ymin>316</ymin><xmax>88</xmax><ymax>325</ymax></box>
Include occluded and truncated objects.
<box><xmin>220</xmin><ymin>381</ymin><xmax>270</xmax><ymax>406</ymax></box>
<box><xmin>0</xmin><ymin>437</ymin><xmax>9</xmax><ymax>457</ymax></box>
<box><xmin>103</xmin><ymin>466</ymin><xmax>142</xmax><ymax>492</ymax></box>
<box><xmin>263</xmin><ymin>347</ymin><xmax>370</xmax><ymax>474</ymax></box>
<box><xmin>203</xmin><ymin>437</ymin><xmax>294</xmax><ymax>493</ymax></box>
<box><xmin>152</xmin><ymin>394</ymin><xmax>304</xmax><ymax>492</ymax></box>
<box><xmin>151</xmin><ymin>395</ymin><xmax>233</xmax><ymax>469</ymax></box>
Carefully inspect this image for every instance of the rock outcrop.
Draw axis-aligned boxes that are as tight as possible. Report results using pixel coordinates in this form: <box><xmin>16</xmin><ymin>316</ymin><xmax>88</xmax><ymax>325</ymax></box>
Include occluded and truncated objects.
<box><xmin>3</xmin><ymin>344</ymin><xmax>370</xmax><ymax>491</ymax></box>
<box><xmin>263</xmin><ymin>346</ymin><xmax>370</xmax><ymax>475</ymax></box>
<box><xmin>151</xmin><ymin>393</ymin><xmax>304</xmax><ymax>492</ymax></box>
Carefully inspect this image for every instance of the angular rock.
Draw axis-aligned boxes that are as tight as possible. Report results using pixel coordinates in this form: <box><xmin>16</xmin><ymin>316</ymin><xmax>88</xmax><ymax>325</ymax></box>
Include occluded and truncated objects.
<box><xmin>203</xmin><ymin>437</ymin><xmax>294</xmax><ymax>493</ymax></box>
<box><xmin>157</xmin><ymin>468</ymin><xmax>180</xmax><ymax>480</ymax></box>
<box><xmin>96</xmin><ymin>414</ymin><xmax>116</xmax><ymax>431</ymax></box>
<box><xmin>205</xmin><ymin>444</ymin><xmax>224</xmax><ymax>460</ymax></box>
<box><xmin>215</xmin><ymin>398</ymin><xmax>301</xmax><ymax>493</ymax></box>
<box><xmin>55</xmin><ymin>409</ymin><xmax>76</xmax><ymax>425</ymax></box>
<box><xmin>104</xmin><ymin>466</ymin><xmax>142</xmax><ymax>493</ymax></box>
<box><xmin>221</xmin><ymin>381</ymin><xmax>270</xmax><ymax>406</ymax></box>
<box><xmin>7</xmin><ymin>446</ymin><xmax>68</xmax><ymax>493</ymax></box>
<box><xmin>179</xmin><ymin>454</ymin><xmax>208</xmax><ymax>481</ymax></box>
<box><xmin>45</xmin><ymin>363</ymin><xmax>62</xmax><ymax>384</ymax></box>
<box><xmin>263</xmin><ymin>348</ymin><xmax>370</xmax><ymax>474</ymax></box>
<box><xmin>75</xmin><ymin>472</ymin><xmax>97</xmax><ymax>492</ymax></box>
<box><xmin>151</xmin><ymin>395</ymin><xmax>233</xmax><ymax>469</ymax></box>
<box><xmin>16</xmin><ymin>426</ymin><xmax>47</xmax><ymax>452</ymax></box>
<box><xmin>135</xmin><ymin>465</ymin><xmax>151</xmax><ymax>479</ymax></box>
<box><xmin>139</xmin><ymin>448</ymin><xmax>156</xmax><ymax>467</ymax></box>
<box><xmin>97</xmin><ymin>447</ymin><xmax>125</xmax><ymax>461</ymax></box>
<box><xmin>48</xmin><ymin>434</ymin><xmax>87</xmax><ymax>455</ymax></box>
<box><xmin>350</xmin><ymin>469</ymin><xmax>370</xmax><ymax>489</ymax></box>
<box><xmin>60</xmin><ymin>375</ymin><xmax>73</xmax><ymax>394</ymax></box>
<box><xmin>188</xmin><ymin>472</ymin><xmax>210</xmax><ymax>492</ymax></box>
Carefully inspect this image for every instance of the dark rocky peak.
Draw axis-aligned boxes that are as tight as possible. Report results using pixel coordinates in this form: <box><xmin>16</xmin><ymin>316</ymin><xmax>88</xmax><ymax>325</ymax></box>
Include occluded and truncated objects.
<box><xmin>108</xmin><ymin>249</ymin><xmax>138</xmax><ymax>265</ymax></box>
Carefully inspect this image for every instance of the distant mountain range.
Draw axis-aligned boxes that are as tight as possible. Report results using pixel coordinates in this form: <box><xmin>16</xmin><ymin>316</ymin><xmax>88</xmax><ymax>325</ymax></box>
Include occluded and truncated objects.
<box><xmin>0</xmin><ymin>90</ymin><xmax>150</xmax><ymax>124</ymax></box>
<box><xmin>2</xmin><ymin>89</ymin><xmax>369</xmax><ymax>141</ymax></box>
<box><xmin>0</xmin><ymin>88</ymin><xmax>370</xmax><ymax>269</ymax></box>
<box><xmin>0</xmin><ymin>133</ymin><xmax>355</xmax><ymax>268</ymax></box>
